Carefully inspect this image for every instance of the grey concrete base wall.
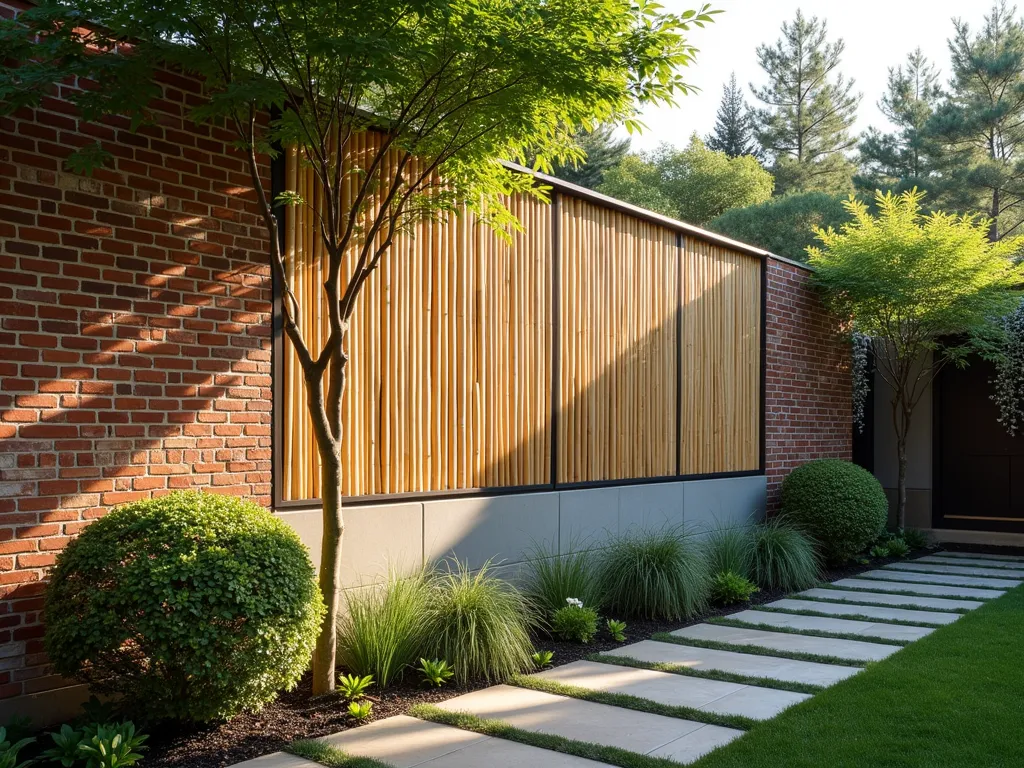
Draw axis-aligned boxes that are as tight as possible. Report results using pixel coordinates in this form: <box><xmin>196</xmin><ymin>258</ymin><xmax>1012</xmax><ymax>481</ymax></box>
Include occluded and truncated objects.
<box><xmin>277</xmin><ymin>475</ymin><xmax>767</xmax><ymax>587</ymax></box>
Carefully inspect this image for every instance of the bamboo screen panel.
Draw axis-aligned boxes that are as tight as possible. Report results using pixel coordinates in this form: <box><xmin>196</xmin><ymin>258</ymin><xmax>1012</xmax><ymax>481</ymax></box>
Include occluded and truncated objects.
<box><xmin>280</xmin><ymin>137</ymin><xmax>552</xmax><ymax>500</ymax></box>
<box><xmin>556</xmin><ymin>197</ymin><xmax>680</xmax><ymax>484</ymax></box>
<box><xmin>679</xmin><ymin>237</ymin><xmax>761</xmax><ymax>474</ymax></box>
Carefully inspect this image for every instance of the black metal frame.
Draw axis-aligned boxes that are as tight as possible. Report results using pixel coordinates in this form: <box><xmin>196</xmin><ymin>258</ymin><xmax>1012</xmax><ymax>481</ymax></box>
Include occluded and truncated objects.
<box><xmin>269</xmin><ymin>154</ymin><xmax>770</xmax><ymax>510</ymax></box>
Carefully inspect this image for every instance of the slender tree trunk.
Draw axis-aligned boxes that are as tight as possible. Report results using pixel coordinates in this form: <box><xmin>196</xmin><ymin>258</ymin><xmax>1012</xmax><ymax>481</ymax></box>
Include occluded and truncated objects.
<box><xmin>990</xmin><ymin>186</ymin><xmax>1000</xmax><ymax>242</ymax></box>
<box><xmin>312</xmin><ymin>452</ymin><xmax>345</xmax><ymax>696</ymax></box>
<box><xmin>896</xmin><ymin>436</ymin><xmax>908</xmax><ymax>530</ymax></box>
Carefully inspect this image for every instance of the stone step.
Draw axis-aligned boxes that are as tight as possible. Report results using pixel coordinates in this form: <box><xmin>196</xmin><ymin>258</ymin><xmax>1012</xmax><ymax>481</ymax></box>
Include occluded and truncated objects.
<box><xmin>932</xmin><ymin>551</ymin><xmax>1024</xmax><ymax>563</ymax></box>
<box><xmin>865</xmin><ymin>568</ymin><xmax>1019</xmax><ymax>589</ymax></box>
<box><xmin>603</xmin><ymin>639</ymin><xmax>859</xmax><ymax>687</ymax></box>
<box><xmin>765</xmin><ymin>598</ymin><xmax>962</xmax><ymax>626</ymax></box>
<box><xmin>435</xmin><ymin>685</ymin><xmax>742</xmax><ymax>764</ymax></box>
<box><xmin>320</xmin><ymin>715</ymin><xmax>613</xmax><ymax>768</ymax></box>
<box><xmin>831</xmin><ymin>578</ymin><xmax>1006</xmax><ymax>600</ymax></box>
<box><xmin>897</xmin><ymin>561</ymin><xmax>1024</xmax><ymax>577</ymax></box>
<box><xmin>532</xmin><ymin>659</ymin><xmax>810</xmax><ymax>720</ymax></box>
<box><xmin>669</xmin><ymin>623</ymin><xmax>900</xmax><ymax>662</ymax></box>
<box><xmin>723</xmin><ymin>609</ymin><xmax>934</xmax><ymax>642</ymax></box>
<box><xmin>917</xmin><ymin>557</ymin><xmax>1024</xmax><ymax>573</ymax></box>
<box><xmin>799</xmin><ymin>587</ymin><xmax>984</xmax><ymax>611</ymax></box>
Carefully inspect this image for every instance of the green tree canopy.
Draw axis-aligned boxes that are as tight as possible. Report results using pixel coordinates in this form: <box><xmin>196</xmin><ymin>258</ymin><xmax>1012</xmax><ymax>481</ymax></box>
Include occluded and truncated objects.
<box><xmin>547</xmin><ymin>124</ymin><xmax>631</xmax><ymax>189</ymax></box>
<box><xmin>706</xmin><ymin>71</ymin><xmax>759</xmax><ymax>158</ymax></box>
<box><xmin>0</xmin><ymin>0</ymin><xmax>721</xmax><ymax>696</ymax></box>
<box><xmin>809</xmin><ymin>190</ymin><xmax>1024</xmax><ymax>526</ymax></box>
<box><xmin>599</xmin><ymin>134</ymin><xmax>773</xmax><ymax>225</ymax></box>
<box><xmin>708</xmin><ymin>191</ymin><xmax>851</xmax><ymax>262</ymax></box>
<box><xmin>928</xmin><ymin>3</ymin><xmax>1024</xmax><ymax>240</ymax></box>
<box><xmin>752</xmin><ymin>10</ymin><xmax>860</xmax><ymax>196</ymax></box>
<box><xmin>857</xmin><ymin>48</ymin><xmax>944</xmax><ymax>195</ymax></box>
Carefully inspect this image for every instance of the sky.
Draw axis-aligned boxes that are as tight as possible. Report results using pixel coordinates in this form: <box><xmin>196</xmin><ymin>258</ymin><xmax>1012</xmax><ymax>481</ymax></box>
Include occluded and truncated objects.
<box><xmin>625</xmin><ymin>0</ymin><xmax>995</xmax><ymax>152</ymax></box>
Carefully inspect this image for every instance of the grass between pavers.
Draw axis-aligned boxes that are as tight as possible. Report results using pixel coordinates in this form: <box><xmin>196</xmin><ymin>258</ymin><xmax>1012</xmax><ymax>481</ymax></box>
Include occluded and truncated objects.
<box><xmin>814</xmin><ymin>583</ymin><xmax>997</xmax><ymax>601</ymax></box>
<box><xmin>509</xmin><ymin>673</ymin><xmax>756</xmax><ymax>731</ymax></box>
<box><xmin>752</xmin><ymin>604</ymin><xmax>946</xmax><ymax>628</ymax></box>
<box><xmin>409</xmin><ymin>704</ymin><xmax>684</xmax><ymax>768</ymax></box>
<box><xmin>786</xmin><ymin>592</ymin><xmax>972</xmax><ymax>613</ymax></box>
<box><xmin>706</xmin><ymin>616</ymin><xmax>911</xmax><ymax>646</ymax></box>
<box><xmin>857</xmin><ymin>573</ymin><xmax>1013</xmax><ymax>590</ymax></box>
<box><xmin>650</xmin><ymin>632</ymin><xmax>868</xmax><ymax>668</ymax></box>
<box><xmin>288</xmin><ymin>738</ymin><xmax>395</xmax><ymax>768</ymax></box>
<box><xmin>586</xmin><ymin>653</ymin><xmax>825</xmax><ymax>696</ymax></box>
<box><xmin>689</xmin><ymin>584</ymin><xmax>1024</xmax><ymax>768</ymax></box>
<box><xmin>882</xmin><ymin>565</ymin><xmax>1024</xmax><ymax>578</ymax></box>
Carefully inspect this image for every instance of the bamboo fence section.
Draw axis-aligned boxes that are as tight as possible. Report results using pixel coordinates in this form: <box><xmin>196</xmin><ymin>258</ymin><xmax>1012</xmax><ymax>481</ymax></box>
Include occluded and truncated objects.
<box><xmin>679</xmin><ymin>237</ymin><xmax>761</xmax><ymax>474</ymax></box>
<box><xmin>280</xmin><ymin>134</ymin><xmax>761</xmax><ymax>501</ymax></box>
<box><xmin>556</xmin><ymin>198</ymin><xmax>679</xmax><ymax>483</ymax></box>
<box><xmin>280</xmin><ymin>135</ymin><xmax>552</xmax><ymax>500</ymax></box>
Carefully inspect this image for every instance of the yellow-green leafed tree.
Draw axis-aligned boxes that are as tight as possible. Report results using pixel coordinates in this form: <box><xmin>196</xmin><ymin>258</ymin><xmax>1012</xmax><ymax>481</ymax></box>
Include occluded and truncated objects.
<box><xmin>809</xmin><ymin>190</ymin><xmax>1024</xmax><ymax>528</ymax></box>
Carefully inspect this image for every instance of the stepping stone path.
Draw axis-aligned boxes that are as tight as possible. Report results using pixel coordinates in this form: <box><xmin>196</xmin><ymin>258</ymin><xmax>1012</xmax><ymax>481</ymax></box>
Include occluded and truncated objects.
<box><xmin>236</xmin><ymin>551</ymin><xmax>1018</xmax><ymax>768</ymax></box>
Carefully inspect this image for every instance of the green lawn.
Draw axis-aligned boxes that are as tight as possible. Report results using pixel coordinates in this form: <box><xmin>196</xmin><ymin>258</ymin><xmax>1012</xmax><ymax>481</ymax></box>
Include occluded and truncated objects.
<box><xmin>692</xmin><ymin>584</ymin><xmax>1024</xmax><ymax>768</ymax></box>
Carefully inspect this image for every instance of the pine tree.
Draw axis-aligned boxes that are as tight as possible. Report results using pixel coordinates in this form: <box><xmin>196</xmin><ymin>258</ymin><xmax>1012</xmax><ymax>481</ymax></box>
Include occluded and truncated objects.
<box><xmin>928</xmin><ymin>3</ymin><xmax>1024</xmax><ymax>240</ymax></box>
<box><xmin>858</xmin><ymin>48</ymin><xmax>943</xmax><ymax>194</ymax></box>
<box><xmin>751</xmin><ymin>10</ymin><xmax>860</xmax><ymax>195</ymax></box>
<box><xmin>706</xmin><ymin>72</ymin><xmax>759</xmax><ymax>158</ymax></box>
<box><xmin>549</xmin><ymin>124</ymin><xmax>631</xmax><ymax>189</ymax></box>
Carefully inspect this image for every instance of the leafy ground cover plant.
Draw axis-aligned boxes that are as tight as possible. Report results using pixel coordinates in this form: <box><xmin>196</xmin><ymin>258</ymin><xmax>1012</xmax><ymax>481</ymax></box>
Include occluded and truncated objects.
<box><xmin>710</xmin><ymin>571</ymin><xmax>759</xmax><ymax>605</ymax></box>
<box><xmin>44</xmin><ymin>491</ymin><xmax>324</xmax><ymax>722</ymax></box>
<box><xmin>0</xmin><ymin>727</ymin><xmax>34</xmax><ymax>768</ymax></box>
<box><xmin>886</xmin><ymin>538</ymin><xmax>911</xmax><ymax>558</ymax></box>
<box><xmin>336</xmin><ymin>674</ymin><xmax>374</xmax><ymax>702</ymax></box>
<box><xmin>523</xmin><ymin>543</ymin><xmax>604</xmax><ymax>617</ymax></box>
<box><xmin>422</xmin><ymin>559</ymin><xmax>534</xmax><ymax>683</ymax></box>
<box><xmin>337</xmin><ymin>571</ymin><xmax>430</xmax><ymax>687</ymax></box>
<box><xmin>532</xmin><ymin>650</ymin><xmax>555</xmax><ymax>669</ymax></box>
<box><xmin>346</xmin><ymin>702</ymin><xmax>373</xmax><ymax>722</ymax></box>
<box><xmin>780</xmin><ymin>459</ymin><xmax>888</xmax><ymax>563</ymax></box>
<box><xmin>78</xmin><ymin>723</ymin><xmax>147</xmax><ymax>768</ymax></box>
<box><xmin>900</xmin><ymin>528</ymin><xmax>930</xmax><ymax>550</ymax></box>
<box><xmin>598</xmin><ymin>528</ymin><xmax>710</xmax><ymax>620</ymax></box>
<box><xmin>606</xmin><ymin>620</ymin><xmax>628</xmax><ymax>642</ymax></box>
<box><xmin>869</xmin><ymin>545</ymin><xmax>890</xmax><ymax>559</ymax></box>
<box><xmin>418</xmin><ymin>658</ymin><xmax>455</xmax><ymax>688</ymax></box>
<box><xmin>551</xmin><ymin>602</ymin><xmax>599</xmax><ymax>643</ymax></box>
<box><xmin>749</xmin><ymin>518</ymin><xmax>820</xmax><ymax>592</ymax></box>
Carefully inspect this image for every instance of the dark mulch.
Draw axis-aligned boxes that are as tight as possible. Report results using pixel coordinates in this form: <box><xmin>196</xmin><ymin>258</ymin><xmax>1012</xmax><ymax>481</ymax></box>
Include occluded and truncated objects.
<box><xmin>133</xmin><ymin>549</ymin><xmax>932</xmax><ymax>768</ymax></box>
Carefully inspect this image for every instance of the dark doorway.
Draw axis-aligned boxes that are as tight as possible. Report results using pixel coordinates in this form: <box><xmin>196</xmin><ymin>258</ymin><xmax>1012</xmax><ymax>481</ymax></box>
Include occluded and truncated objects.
<box><xmin>933</xmin><ymin>357</ymin><xmax>1024</xmax><ymax>532</ymax></box>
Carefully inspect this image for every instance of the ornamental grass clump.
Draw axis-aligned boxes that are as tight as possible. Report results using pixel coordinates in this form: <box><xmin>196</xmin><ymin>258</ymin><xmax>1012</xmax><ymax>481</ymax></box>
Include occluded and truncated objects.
<box><xmin>44</xmin><ymin>491</ymin><xmax>324</xmax><ymax>722</ymax></box>
<box><xmin>422</xmin><ymin>559</ymin><xmax>534</xmax><ymax>684</ymax></box>
<box><xmin>704</xmin><ymin>524</ymin><xmax>753</xmax><ymax>579</ymax></box>
<box><xmin>522</xmin><ymin>542</ymin><xmax>604</xmax><ymax>617</ymax></box>
<box><xmin>598</xmin><ymin>528</ymin><xmax>710</xmax><ymax>620</ymax></box>
<box><xmin>337</xmin><ymin>570</ymin><xmax>431</xmax><ymax>687</ymax></box>
<box><xmin>749</xmin><ymin>517</ymin><xmax>820</xmax><ymax>592</ymax></box>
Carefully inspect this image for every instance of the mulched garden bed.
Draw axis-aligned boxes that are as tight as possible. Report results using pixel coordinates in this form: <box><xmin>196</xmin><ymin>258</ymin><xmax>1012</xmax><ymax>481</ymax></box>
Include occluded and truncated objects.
<box><xmin>141</xmin><ymin>546</ymin><xmax>938</xmax><ymax>768</ymax></box>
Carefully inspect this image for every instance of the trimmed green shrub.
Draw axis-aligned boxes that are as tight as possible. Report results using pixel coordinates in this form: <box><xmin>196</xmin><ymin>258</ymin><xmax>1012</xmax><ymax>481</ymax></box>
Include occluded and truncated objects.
<box><xmin>710</xmin><ymin>570</ymin><xmax>759</xmax><ymax>605</ymax></box>
<box><xmin>704</xmin><ymin>525</ymin><xmax>752</xmax><ymax>579</ymax></box>
<box><xmin>522</xmin><ymin>543</ymin><xmax>603</xmax><ymax>616</ymax></box>
<box><xmin>422</xmin><ymin>559</ymin><xmax>534</xmax><ymax>684</ymax></box>
<box><xmin>780</xmin><ymin>459</ymin><xmax>888</xmax><ymax>563</ymax></box>
<box><xmin>551</xmin><ymin>603</ymin><xmax>599</xmax><ymax>643</ymax></box>
<box><xmin>598</xmin><ymin>528</ymin><xmax>710</xmax><ymax>620</ymax></box>
<box><xmin>44</xmin><ymin>491</ymin><xmax>324</xmax><ymax>722</ymax></box>
<box><xmin>749</xmin><ymin>518</ymin><xmax>820</xmax><ymax>591</ymax></box>
<box><xmin>337</xmin><ymin>570</ymin><xmax>430</xmax><ymax>687</ymax></box>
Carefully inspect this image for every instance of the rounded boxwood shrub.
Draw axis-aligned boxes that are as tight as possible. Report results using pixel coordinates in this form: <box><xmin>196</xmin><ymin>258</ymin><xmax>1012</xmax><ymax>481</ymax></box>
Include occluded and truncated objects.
<box><xmin>44</xmin><ymin>491</ymin><xmax>325</xmax><ymax>722</ymax></box>
<box><xmin>780</xmin><ymin>459</ymin><xmax>888</xmax><ymax>563</ymax></box>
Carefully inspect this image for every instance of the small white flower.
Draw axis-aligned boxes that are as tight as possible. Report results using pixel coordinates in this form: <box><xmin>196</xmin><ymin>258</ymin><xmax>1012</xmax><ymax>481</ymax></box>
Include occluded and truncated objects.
<box><xmin>565</xmin><ymin>597</ymin><xmax>583</xmax><ymax>608</ymax></box>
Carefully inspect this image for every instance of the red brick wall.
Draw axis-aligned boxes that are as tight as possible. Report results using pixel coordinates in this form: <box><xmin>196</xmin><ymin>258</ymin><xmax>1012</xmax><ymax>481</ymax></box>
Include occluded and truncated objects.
<box><xmin>764</xmin><ymin>256</ymin><xmax>853</xmax><ymax>509</ymax></box>
<box><xmin>0</xmin><ymin>0</ymin><xmax>273</xmax><ymax>702</ymax></box>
